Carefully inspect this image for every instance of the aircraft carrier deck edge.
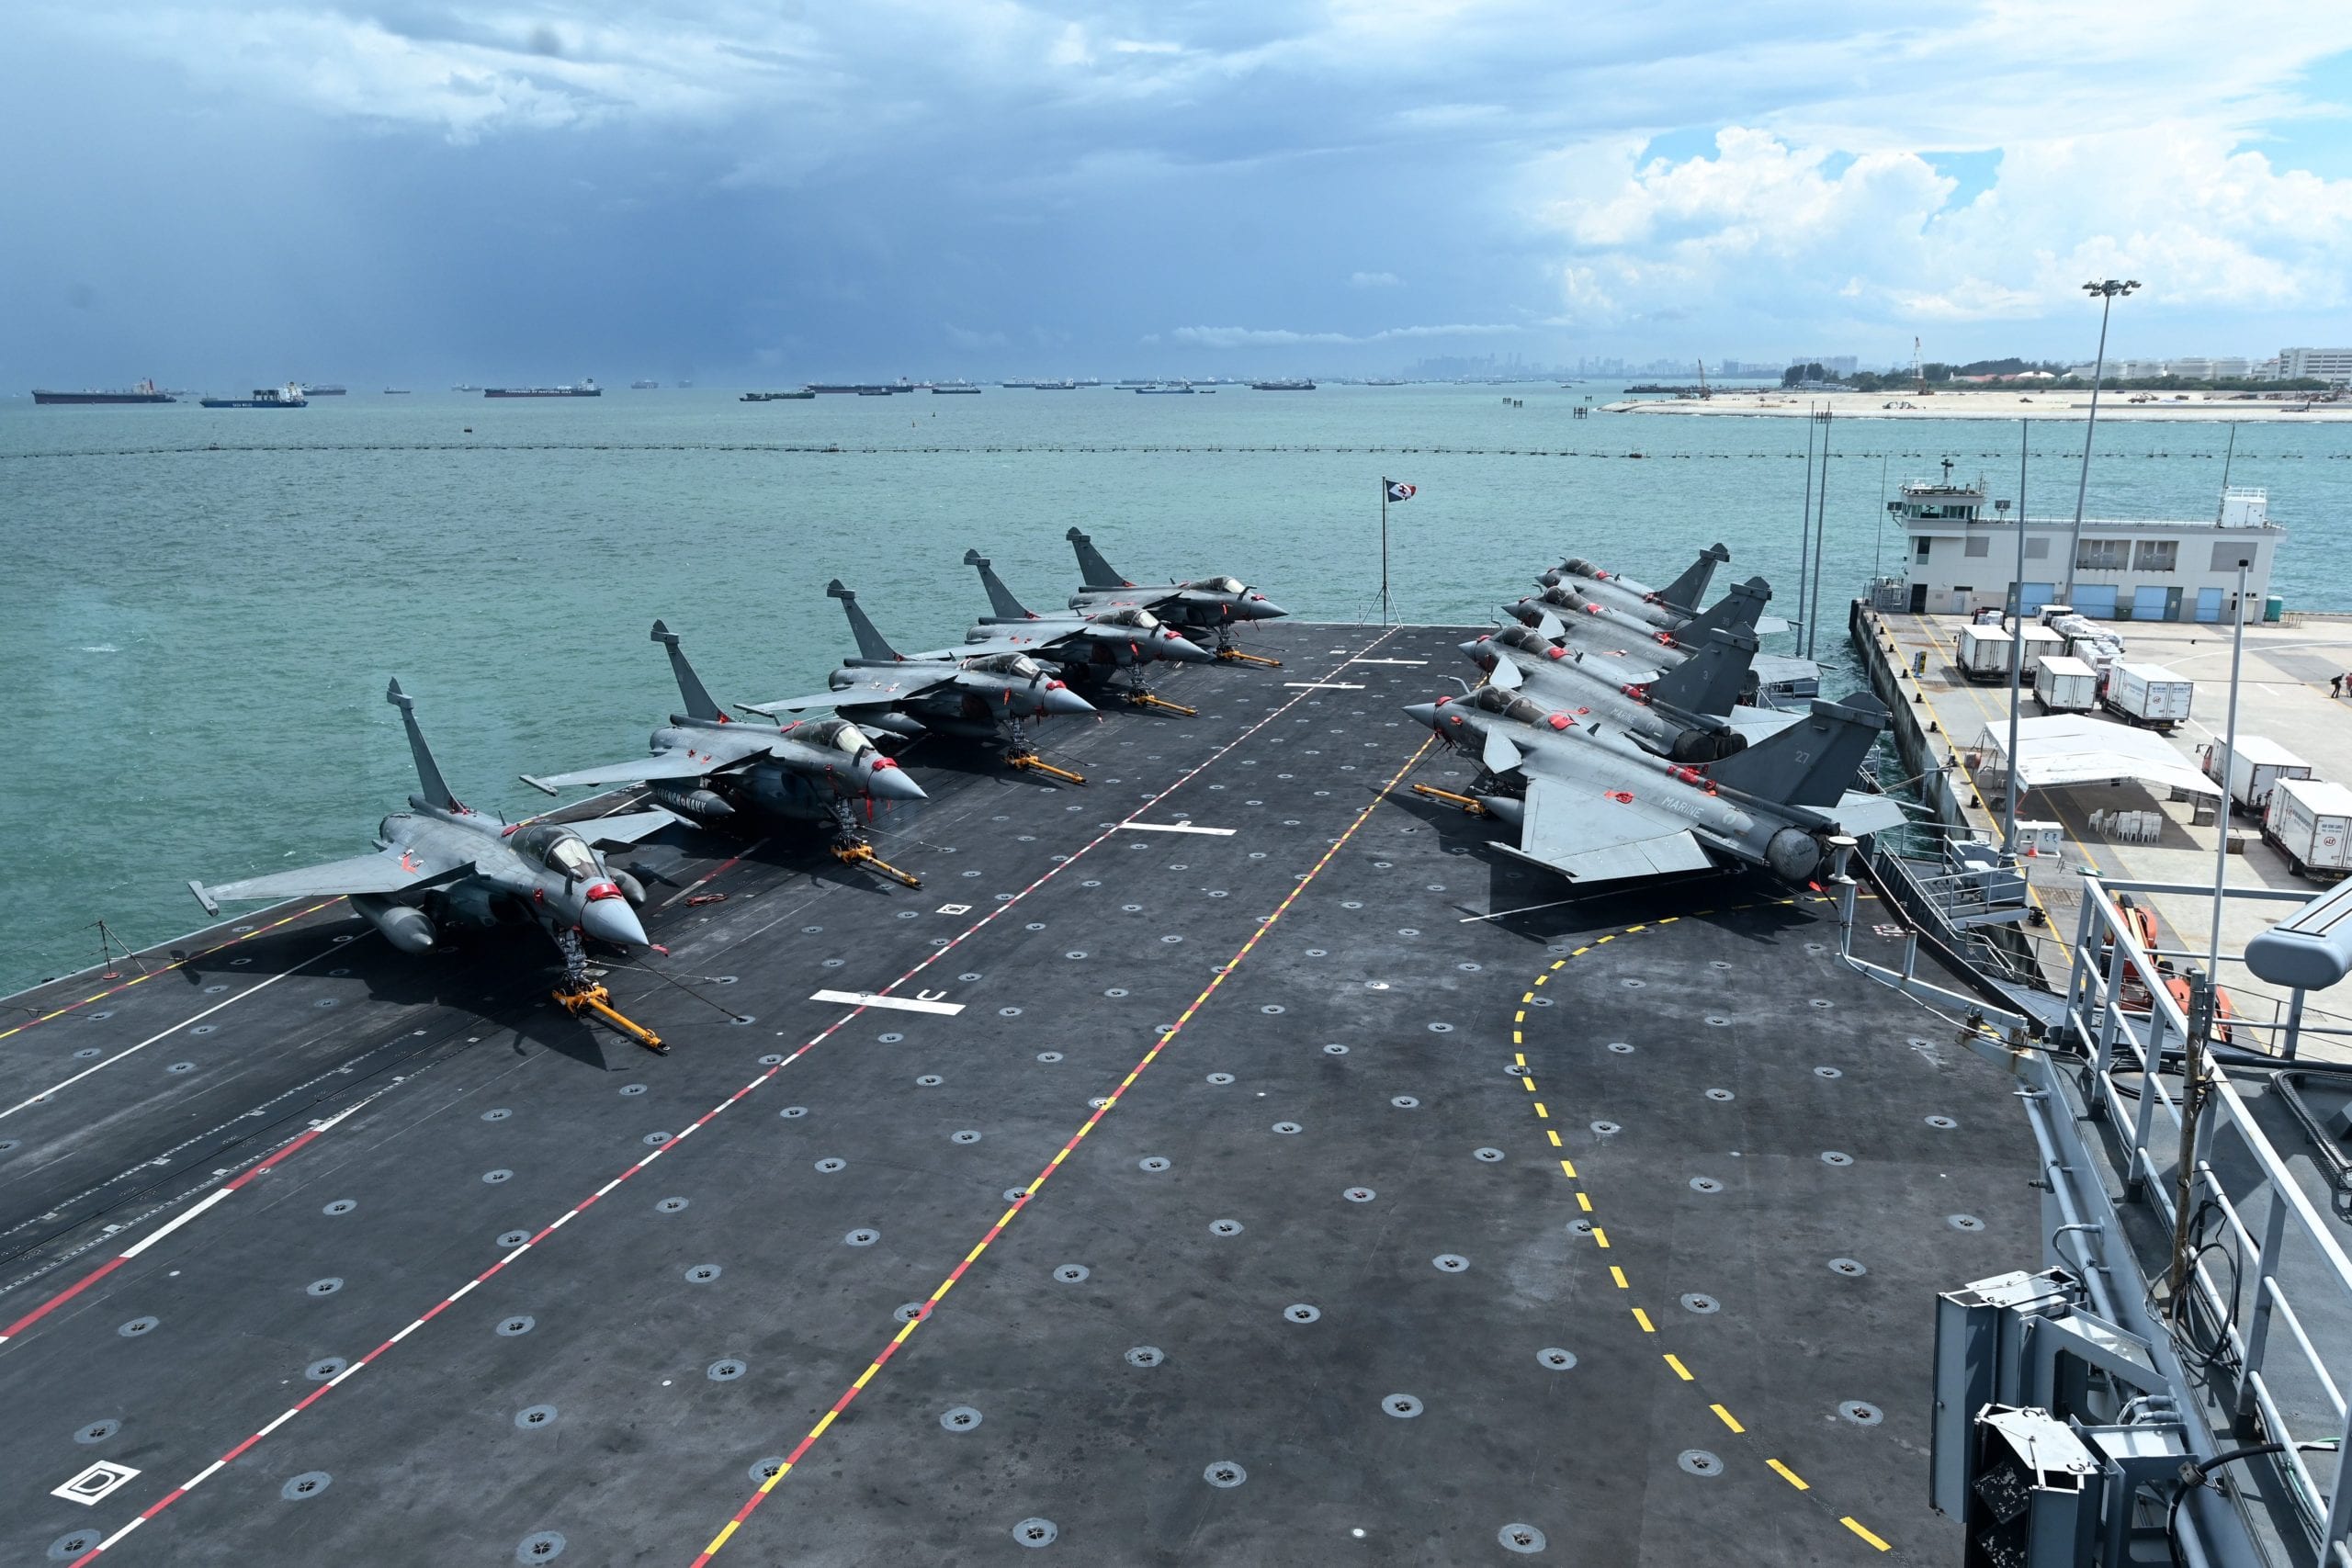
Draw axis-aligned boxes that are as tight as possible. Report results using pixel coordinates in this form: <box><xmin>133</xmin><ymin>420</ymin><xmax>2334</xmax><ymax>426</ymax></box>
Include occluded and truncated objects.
<box><xmin>0</xmin><ymin>621</ymin><xmax>2031</xmax><ymax>1566</ymax></box>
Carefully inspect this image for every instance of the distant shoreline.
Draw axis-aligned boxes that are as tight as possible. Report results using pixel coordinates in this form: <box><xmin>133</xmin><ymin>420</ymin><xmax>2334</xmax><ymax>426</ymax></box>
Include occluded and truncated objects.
<box><xmin>1604</xmin><ymin>389</ymin><xmax>2352</xmax><ymax>423</ymax></box>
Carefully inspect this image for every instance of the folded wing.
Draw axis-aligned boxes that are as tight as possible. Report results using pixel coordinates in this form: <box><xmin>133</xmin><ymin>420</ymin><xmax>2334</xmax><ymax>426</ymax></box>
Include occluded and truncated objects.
<box><xmin>190</xmin><ymin>843</ymin><xmax>469</xmax><ymax>914</ymax></box>
<box><xmin>521</xmin><ymin>750</ymin><xmax>730</xmax><ymax>795</ymax></box>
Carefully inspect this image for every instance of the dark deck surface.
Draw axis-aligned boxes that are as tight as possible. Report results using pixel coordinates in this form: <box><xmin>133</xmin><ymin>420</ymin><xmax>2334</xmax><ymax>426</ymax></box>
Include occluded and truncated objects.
<box><xmin>0</xmin><ymin>622</ymin><xmax>2037</xmax><ymax>1566</ymax></box>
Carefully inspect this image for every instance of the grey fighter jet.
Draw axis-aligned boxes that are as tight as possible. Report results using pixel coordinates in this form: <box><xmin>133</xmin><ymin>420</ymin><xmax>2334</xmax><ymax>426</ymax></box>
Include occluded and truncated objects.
<box><xmin>1404</xmin><ymin>678</ymin><xmax>1905</xmax><ymax>886</ymax></box>
<box><xmin>1456</xmin><ymin>625</ymin><xmax>1775</xmax><ymax>763</ymax></box>
<box><xmin>1538</xmin><ymin>545</ymin><xmax>1791</xmax><ymax>637</ymax></box>
<box><xmin>1508</xmin><ymin>575</ymin><xmax>1777</xmax><ymax>666</ymax></box>
<box><xmin>1062</xmin><ymin>527</ymin><xmax>1287</xmax><ymax>661</ymax></box>
<box><xmin>519</xmin><ymin>621</ymin><xmax>930</xmax><ymax>887</ymax></box>
<box><xmin>962</xmin><ymin>550</ymin><xmax>1212</xmax><ymax>714</ymax></box>
<box><xmin>189</xmin><ymin>681</ymin><xmax>677</xmax><ymax>1025</ymax></box>
<box><xmin>743</xmin><ymin>581</ymin><xmax>1099</xmax><ymax>784</ymax></box>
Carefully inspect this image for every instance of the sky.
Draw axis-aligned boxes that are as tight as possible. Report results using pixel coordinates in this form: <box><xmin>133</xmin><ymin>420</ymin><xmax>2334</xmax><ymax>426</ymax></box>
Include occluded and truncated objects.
<box><xmin>9</xmin><ymin>1</ymin><xmax>2352</xmax><ymax>382</ymax></box>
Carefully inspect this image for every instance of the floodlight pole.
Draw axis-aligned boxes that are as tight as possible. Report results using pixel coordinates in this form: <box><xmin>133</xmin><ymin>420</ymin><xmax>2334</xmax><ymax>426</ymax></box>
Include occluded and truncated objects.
<box><xmin>2002</xmin><ymin>422</ymin><xmax>2029</xmax><ymax>852</ymax></box>
<box><xmin>2063</xmin><ymin>278</ymin><xmax>2139</xmax><ymax>603</ymax></box>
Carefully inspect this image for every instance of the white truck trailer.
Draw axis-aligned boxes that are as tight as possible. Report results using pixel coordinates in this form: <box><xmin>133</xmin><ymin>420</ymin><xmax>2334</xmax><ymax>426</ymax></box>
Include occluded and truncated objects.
<box><xmin>1955</xmin><ymin>624</ymin><xmax>2014</xmax><ymax>682</ymax></box>
<box><xmin>2099</xmin><ymin>662</ymin><xmax>2194</xmax><ymax>730</ymax></box>
<box><xmin>2200</xmin><ymin>735</ymin><xmax>2312</xmax><ymax>814</ymax></box>
<box><xmin>2032</xmin><ymin>656</ymin><xmax>2099</xmax><ymax>714</ymax></box>
<box><xmin>2263</xmin><ymin>777</ymin><xmax>2352</xmax><ymax>879</ymax></box>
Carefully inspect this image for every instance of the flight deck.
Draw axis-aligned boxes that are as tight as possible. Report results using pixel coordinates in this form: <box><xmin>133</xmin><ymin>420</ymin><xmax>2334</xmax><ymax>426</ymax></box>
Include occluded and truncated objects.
<box><xmin>0</xmin><ymin>621</ymin><xmax>2034</xmax><ymax>1565</ymax></box>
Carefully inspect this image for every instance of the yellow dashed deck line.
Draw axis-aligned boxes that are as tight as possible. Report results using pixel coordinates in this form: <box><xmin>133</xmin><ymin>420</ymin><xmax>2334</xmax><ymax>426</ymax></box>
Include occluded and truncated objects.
<box><xmin>1663</xmin><ymin>1354</ymin><xmax>1692</xmax><ymax>1382</ymax></box>
<box><xmin>1609</xmin><ymin>1267</ymin><xmax>1628</xmax><ymax>1289</ymax></box>
<box><xmin>1631</xmin><ymin>1307</ymin><xmax>1655</xmax><ymax>1333</ymax></box>
<box><xmin>1546</xmin><ymin>1130</ymin><xmax>1561</xmax><ymax>1146</ymax></box>
<box><xmin>1532</xmin><ymin>1102</ymin><xmax>1546</xmax><ymax>1117</ymax></box>
<box><xmin>1590</xmin><ymin>1228</ymin><xmax>1609</xmax><ymax>1248</ymax></box>
<box><xmin>1575</xmin><ymin>1192</ymin><xmax>1592</xmax><ymax>1212</ymax></box>
<box><xmin>1711</xmin><ymin>1404</ymin><xmax>1744</xmax><ymax>1434</ymax></box>
<box><xmin>1769</xmin><ymin>1459</ymin><xmax>1811</xmax><ymax>1491</ymax></box>
<box><xmin>1558</xmin><ymin>1158</ymin><xmax>1577</xmax><ymax>1178</ymax></box>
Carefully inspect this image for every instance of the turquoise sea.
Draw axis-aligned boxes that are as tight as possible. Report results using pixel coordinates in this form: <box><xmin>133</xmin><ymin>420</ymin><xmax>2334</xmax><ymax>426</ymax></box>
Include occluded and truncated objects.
<box><xmin>5</xmin><ymin>383</ymin><xmax>2347</xmax><ymax>994</ymax></box>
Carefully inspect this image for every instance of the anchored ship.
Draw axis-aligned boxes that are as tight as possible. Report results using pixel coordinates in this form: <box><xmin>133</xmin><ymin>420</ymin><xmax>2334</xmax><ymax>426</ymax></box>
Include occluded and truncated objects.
<box><xmin>483</xmin><ymin>380</ymin><xmax>601</xmax><ymax>398</ymax></box>
<box><xmin>198</xmin><ymin>383</ymin><xmax>308</xmax><ymax>409</ymax></box>
<box><xmin>30</xmin><ymin>378</ymin><xmax>175</xmax><ymax>405</ymax></box>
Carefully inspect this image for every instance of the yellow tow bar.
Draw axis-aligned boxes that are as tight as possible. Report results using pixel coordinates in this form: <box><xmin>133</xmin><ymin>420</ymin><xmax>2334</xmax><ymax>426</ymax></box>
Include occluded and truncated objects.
<box><xmin>553</xmin><ymin>983</ymin><xmax>668</xmax><ymax>1055</ymax></box>
<box><xmin>834</xmin><ymin>840</ymin><xmax>922</xmax><ymax>888</ymax></box>
<box><xmin>1217</xmin><ymin>648</ymin><xmax>1283</xmax><ymax>668</ymax></box>
<box><xmin>1008</xmin><ymin>750</ymin><xmax>1087</xmax><ymax>785</ymax></box>
<box><xmin>1130</xmin><ymin>692</ymin><xmax>1198</xmax><ymax>716</ymax></box>
<box><xmin>1412</xmin><ymin>783</ymin><xmax>1489</xmax><ymax>816</ymax></box>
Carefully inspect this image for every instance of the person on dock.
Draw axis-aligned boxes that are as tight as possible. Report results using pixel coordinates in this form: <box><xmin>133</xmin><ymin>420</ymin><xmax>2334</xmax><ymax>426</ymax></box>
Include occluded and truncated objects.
<box><xmin>2333</xmin><ymin>673</ymin><xmax>2346</xmax><ymax>700</ymax></box>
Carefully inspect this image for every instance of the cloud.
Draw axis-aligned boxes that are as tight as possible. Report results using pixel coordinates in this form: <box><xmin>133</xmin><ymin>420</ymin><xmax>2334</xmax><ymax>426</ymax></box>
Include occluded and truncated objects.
<box><xmin>1171</xmin><ymin>322</ymin><xmax>1519</xmax><ymax>347</ymax></box>
<box><xmin>944</xmin><ymin>323</ymin><xmax>1009</xmax><ymax>348</ymax></box>
<box><xmin>1349</xmin><ymin>270</ymin><xmax>1403</xmax><ymax>288</ymax></box>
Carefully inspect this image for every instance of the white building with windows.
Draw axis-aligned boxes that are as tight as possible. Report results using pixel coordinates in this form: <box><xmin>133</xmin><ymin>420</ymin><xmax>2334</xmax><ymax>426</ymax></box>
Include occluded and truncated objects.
<box><xmin>1885</xmin><ymin>468</ymin><xmax>2283</xmax><ymax>622</ymax></box>
<box><xmin>2279</xmin><ymin>346</ymin><xmax>2352</xmax><ymax>383</ymax></box>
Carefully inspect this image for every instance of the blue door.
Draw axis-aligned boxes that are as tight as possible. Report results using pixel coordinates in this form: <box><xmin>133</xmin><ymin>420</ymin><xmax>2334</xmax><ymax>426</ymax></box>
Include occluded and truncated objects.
<box><xmin>2132</xmin><ymin>585</ymin><xmax>2171</xmax><ymax>621</ymax></box>
<box><xmin>2196</xmin><ymin>587</ymin><xmax>2222</xmax><ymax>623</ymax></box>
<box><xmin>2018</xmin><ymin>582</ymin><xmax>2055</xmax><ymax>615</ymax></box>
<box><xmin>2073</xmin><ymin>584</ymin><xmax>2118</xmax><ymax>618</ymax></box>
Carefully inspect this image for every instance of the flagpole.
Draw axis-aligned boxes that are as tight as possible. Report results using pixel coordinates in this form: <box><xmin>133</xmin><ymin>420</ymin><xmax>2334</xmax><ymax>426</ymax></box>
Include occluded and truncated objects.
<box><xmin>1380</xmin><ymin>477</ymin><xmax>1391</xmax><ymax>626</ymax></box>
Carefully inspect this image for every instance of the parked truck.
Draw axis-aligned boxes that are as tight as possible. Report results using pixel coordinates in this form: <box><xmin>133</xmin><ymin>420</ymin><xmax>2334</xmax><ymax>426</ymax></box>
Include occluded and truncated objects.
<box><xmin>1955</xmin><ymin>624</ymin><xmax>2014</xmax><ymax>682</ymax></box>
<box><xmin>2200</xmin><ymin>735</ymin><xmax>2312</xmax><ymax>815</ymax></box>
<box><xmin>2033</xmin><ymin>655</ymin><xmax>2099</xmax><ymax>714</ymax></box>
<box><xmin>2263</xmin><ymin>777</ymin><xmax>2352</xmax><ymax>879</ymax></box>
<box><xmin>2100</xmin><ymin>661</ymin><xmax>2194</xmax><ymax>730</ymax></box>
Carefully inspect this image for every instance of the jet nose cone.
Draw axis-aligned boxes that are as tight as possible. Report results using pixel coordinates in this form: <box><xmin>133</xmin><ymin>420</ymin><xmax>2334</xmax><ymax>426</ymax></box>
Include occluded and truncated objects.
<box><xmin>1161</xmin><ymin>633</ymin><xmax>1215</xmax><ymax>663</ymax></box>
<box><xmin>1403</xmin><ymin>701</ymin><xmax>1442</xmax><ymax>729</ymax></box>
<box><xmin>1244</xmin><ymin>597</ymin><xmax>1288</xmax><ymax>620</ymax></box>
<box><xmin>864</xmin><ymin>759</ymin><xmax>927</xmax><ymax>802</ymax></box>
<box><xmin>1040</xmin><ymin>682</ymin><xmax>1097</xmax><ymax>716</ymax></box>
<box><xmin>580</xmin><ymin>893</ymin><xmax>650</xmax><ymax>949</ymax></box>
<box><xmin>1456</xmin><ymin>639</ymin><xmax>1495</xmax><ymax>666</ymax></box>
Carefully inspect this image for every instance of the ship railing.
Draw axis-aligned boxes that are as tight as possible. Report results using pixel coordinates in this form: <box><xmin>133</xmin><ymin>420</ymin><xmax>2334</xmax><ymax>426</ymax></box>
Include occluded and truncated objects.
<box><xmin>2058</xmin><ymin>874</ymin><xmax>2352</xmax><ymax>1564</ymax></box>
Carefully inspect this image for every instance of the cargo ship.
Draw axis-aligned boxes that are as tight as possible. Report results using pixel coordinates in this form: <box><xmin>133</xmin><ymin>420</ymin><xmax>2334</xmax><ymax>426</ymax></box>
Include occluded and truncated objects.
<box><xmin>305</xmin><ymin>385</ymin><xmax>347</xmax><ymax>396</ymax></box>
<box><xmin>198</xmin><ymin>383</ymin><xmax>308</xmax><ymax>409</ymax></box>
<box><xmin>929</xmin><ymin>383</ymin><xmax>982</xmax><ymax>394</ymax></box>
<box><xmin>30</xmin><ymin>379</ymin><xmax>175</xmax><ymax>405</ymax></box>
<box><xmin>483</xmin><ymin>380</ymin><xmax>601</xmax><ymax>398</ymax></box>
<box><xmin>1250</xmin><ymin>378</ymin><xmax>1316</xmax><ymax>390</ymax></box>
<box><xmin>741</xmin><ymin>389</ymin><xmax>816</xmax><ymax>400</ymax></box>
<box><xmin>629</xmin><ymin>379</ymin><xmax>660</xmax><ymax>389</ymax></box>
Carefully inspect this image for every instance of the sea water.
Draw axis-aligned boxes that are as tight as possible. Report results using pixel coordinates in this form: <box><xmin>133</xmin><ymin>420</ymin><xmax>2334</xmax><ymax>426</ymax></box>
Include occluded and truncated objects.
<box><xmin>4</xmin><ymin>384</ymin><xmax>2346</xmax><ymax>992</ymax></box>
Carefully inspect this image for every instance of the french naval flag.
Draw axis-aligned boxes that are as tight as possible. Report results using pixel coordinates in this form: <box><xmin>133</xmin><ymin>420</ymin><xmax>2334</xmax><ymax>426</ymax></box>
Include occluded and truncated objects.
<box><xmin>1384</xmin><ymin>479</ymin><xmax>1416</xmax><ymax>502</ymax></box>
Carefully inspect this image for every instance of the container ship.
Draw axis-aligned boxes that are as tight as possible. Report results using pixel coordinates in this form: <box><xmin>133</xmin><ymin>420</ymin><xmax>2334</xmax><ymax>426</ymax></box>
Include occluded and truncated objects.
<box><xmin>741</xmin><ymin>389</ymin><xmax>816</xmax><ymax>400</ymax></box>
<box><xmin>198</xmin><ymin>383</ymin><xmax>308</xmax><ymax>409</ymax></box>
<box><xmin>30</xmin><ymin>379</ymin><xmax>175</xmax><ymax>405</ymax></box>
<box><xmin>484</xmin><ymin>379</ymin><xmax>601</xmax><ymax>398</ymax></box>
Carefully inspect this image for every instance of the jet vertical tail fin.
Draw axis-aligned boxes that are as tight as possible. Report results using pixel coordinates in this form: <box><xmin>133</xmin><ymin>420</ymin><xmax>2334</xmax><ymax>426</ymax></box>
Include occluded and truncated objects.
<box><xmin>827</xmin><ymin>580</ymin><xmax>901</xmax><ymax>661</ymax></box>
<box><xmin>1648</xmin><ymin>627</ymin><xmax>1758</xmax><ymax>719</ymax></box>
<box><xmin>1706</xmin><ymin>691</ymin><xmax>1889</xmax><ymax>808</ymax></box>
<box><xmin>1659</xmin><ymin>543</ymin><xmax>1731</xmax><ymax>614</ymax></box>
<box><xmin>650</xmin><ymin>619</ymin><xmax>724</xmax><ymax>721</ymax></box>
<box><xmin>1679</xmin><ymin>575</ymin><xmax>1771</xmax><ymax>642</ymax></box>
<box><xmin>385</xmin><ymin>678</ymin><xmax>459</xmax><ymax>810</ymax></box>
<box><xmin>1068</xmin><ymin>526</ymin><xmax>1131</xmax><ymax>588</ymax></box>
<box><xmin>964</xmin><ymin>549</ymin><xmax>1035</xmax><ymax>617</ymax></box>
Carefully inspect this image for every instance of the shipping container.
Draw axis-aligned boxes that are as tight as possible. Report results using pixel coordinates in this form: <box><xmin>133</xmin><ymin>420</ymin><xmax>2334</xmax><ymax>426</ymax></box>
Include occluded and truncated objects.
<box><xmin>2032</xmin><ymin>655</ymin><xmax>2099</xmax><ymax>714</ymax></box>
<box><xmin>2018</xmin><ymin>625</ymin><xmax>2064</xmax><ymax>675</ymax></box>
<box><xmin>2199</xmin><ymin>735</ymin><xmax>2312</xmax><ymax>813</ymax></box>
<box><xmin>2263</xmin><ymin>777</ymin><xmax>2352</xmax><ymax>879</ymax></box>
<box><xmin>1955</xmin><ymin>624</ymin><xmax>2014</xmax><ymax>682</ymax></box>
<box><xmin>2100</xmin><ymin>661</ymin><xmax>2194</xmax><ymax>729</ymax></box>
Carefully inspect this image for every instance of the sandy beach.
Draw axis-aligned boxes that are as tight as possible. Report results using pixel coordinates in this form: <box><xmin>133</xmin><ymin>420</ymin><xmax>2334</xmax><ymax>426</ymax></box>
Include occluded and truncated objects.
<box><xmin>1604</xmin><ymin>388</ymin><xmax>2352</xmax><ymax>422</ymax></box>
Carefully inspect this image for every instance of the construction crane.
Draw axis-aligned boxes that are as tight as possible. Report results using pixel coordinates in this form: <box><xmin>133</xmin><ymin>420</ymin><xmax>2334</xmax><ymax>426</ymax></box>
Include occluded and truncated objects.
<box><xmin>1913</xmin><ymin>336</ymin><xmax>1931</xmax><ymax>396</ymax></box>
<box><xmin>1697</xmin><ymin>359</ymin><xmax>1711</xmax><ymax>400</ymax></box>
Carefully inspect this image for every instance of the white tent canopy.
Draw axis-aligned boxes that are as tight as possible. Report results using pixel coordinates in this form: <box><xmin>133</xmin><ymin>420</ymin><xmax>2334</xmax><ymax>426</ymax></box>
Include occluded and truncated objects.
<box><xmin>1968</xmin><ymin>715</ymin><xmax>2222</xmax><ymax>797</ymax></box>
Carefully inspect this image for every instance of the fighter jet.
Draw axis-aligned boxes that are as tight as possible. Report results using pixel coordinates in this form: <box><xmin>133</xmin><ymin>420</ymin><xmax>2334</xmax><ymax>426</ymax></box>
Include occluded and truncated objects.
<box><xmin>518</xmin><ymin>621</ymin><xmax>930</xmax><ymax>887</ymax></box>
<box><xmin>961</xmin><ymin>549</ymin><xmax>1212</xmax><ymax>714</ymax></box>
<box><xmin>1404</xmin><ymin>678</ymin><xmax>1906</xmax><ymax>886</ymax></box>
<box><xmin>742</xmin><ymin>581</ymin><xmax>1099</xmax><ymax>784</ymax></box>
<box><xmin>1508</xmin><ymin>575</ymin><xmax>1777</xmax><ymax>667</ymax></box>
<box><xmin>1456</xmin><ymin>625</ymin><xmax>1775</xmax><ymax>763</ymax></box>
<box><xmin>1539</xmin><ymin>545</ymin><xmax>1792</xmax><ymax>637</ymax></box>
<box><xmin>188</xmin><ymin>681</ymin><xmax>679</xmax><ymax>1047</ymax></box>
<box><xmin>1062</xmin><ymin>527</ymin><xmax>1287</xmax><ymax>662</ymax></box>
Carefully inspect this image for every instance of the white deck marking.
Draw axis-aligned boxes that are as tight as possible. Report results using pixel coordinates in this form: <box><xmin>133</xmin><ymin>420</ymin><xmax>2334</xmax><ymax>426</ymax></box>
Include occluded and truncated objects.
<box><xmin>0</xmin><ymin>944</ymin><xmax>344</xmax><ymax>1122</ymax></box>
<box><xmin>1115</xmin><ymin>822</ymin><xmax>1237</xmax><ymax>837</ymax></box>
<box><xmin>1348</xmin><ymin>658</ymin><xmax>1428</xmax><ymax>666</ymax></box>
<box><xmin>808</xmin><ymin>989</ymin><xmax>966</xmax><ymax>1017</ymax></box>
<box><xmin>1283</xmin><ymin>682</ymin><xmax>1365</xmax><ymax>690</ymax></box>
<box><xmin>52</xmin><ymin>1462</ymin><xmax>141</xmax><ymax>1506</ymax></box>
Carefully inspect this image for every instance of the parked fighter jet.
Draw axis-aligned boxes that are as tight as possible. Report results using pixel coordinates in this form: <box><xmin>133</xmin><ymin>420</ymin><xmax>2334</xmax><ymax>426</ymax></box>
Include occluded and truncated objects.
<box><xmin>1508</xmin><ymin>575</ymin><xmax>1777</xmax><ymax>666</ymax></box>
<box><xmin>962</xmin><ymin>549</ymin><xmax>1211</xmax><ymax>714</ymax></box>
<box><xmin>1062</xmin><ymin>527</ymin><xmax>1287</xmax><ymax>661</ymax></box>
<box><xmin>1405</xmin><ymin>679</ymin><xmax>1905</xmax><ymax>886</ymax></box>
<box><xmin>1539</xmin><ymin>546</ymin><xmax>1791</xmax><ymax>637</ymax></box>
<box><xmin>188</xmin><ymin>681</ymin><xmax>679</xmax><ymax>1049</ymax></box>
<box><xmin>1457</xmin><ymin>626</ymin><xmax>1771</xmax><ymax>763</ymax></box>
<box><xmin>519</xmin><ymin>621</ymin><xmax>929</xmax><ymax>887</ymax></box>
<box><xmin>742</xmin><ymin>581</ymin><xmax>1098</xmax><ymax>784</ymax></box>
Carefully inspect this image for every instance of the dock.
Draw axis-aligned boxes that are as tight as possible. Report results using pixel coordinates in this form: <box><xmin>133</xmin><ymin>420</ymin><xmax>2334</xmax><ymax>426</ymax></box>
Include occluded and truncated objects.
<box><xmin>0</xmin><ymin>620</ymin><xmax>2038</xmax><ymax>1564</ymax></box>
<box><xmin>1851</xmin><ymin>600</ymin><xmax>2352</xmax><ymax>1053</ymax></box>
